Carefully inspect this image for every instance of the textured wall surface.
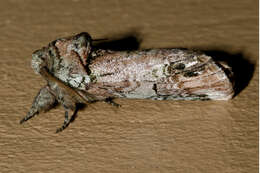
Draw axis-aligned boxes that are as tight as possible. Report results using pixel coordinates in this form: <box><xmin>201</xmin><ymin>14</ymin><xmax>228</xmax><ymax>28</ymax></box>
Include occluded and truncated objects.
<box><xmin>0</xmin><ymin>0</ymin><xmax>258</xmax><ymax>172</ymax></box>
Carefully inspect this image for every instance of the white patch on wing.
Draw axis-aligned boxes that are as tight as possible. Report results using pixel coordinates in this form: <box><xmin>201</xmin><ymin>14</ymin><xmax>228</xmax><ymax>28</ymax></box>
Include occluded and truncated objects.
<box><xmin>185</xmin><ymin>61</ymin><xmax>198</xmax><ymax>68</ymax></box>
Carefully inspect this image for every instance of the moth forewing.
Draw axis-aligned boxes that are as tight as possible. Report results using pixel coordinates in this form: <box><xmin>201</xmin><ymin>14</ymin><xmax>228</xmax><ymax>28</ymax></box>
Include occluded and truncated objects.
<box><xmin>87</xmin><ymin>49</ymin><xmax>234</xmax><ymax>100</ymax></box>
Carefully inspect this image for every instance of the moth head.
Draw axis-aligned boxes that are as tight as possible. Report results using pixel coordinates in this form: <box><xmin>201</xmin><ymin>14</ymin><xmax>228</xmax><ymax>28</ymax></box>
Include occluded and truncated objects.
<box><xmin>31</xmin><ymin>32</ymin><xmax>93</xmax><ymax>74</ymax></box>
<box><xmin>31</xmin><ymin>48</ymin><xmax>48</xmax><ymax>74</ymax></box>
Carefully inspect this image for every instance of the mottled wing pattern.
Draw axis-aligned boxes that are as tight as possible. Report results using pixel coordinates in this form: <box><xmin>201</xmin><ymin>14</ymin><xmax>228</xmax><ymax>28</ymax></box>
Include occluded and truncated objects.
<box><xmin>88</xmin><ymin>49</ymin><xmax>233</xmax><ymax>100</ymax></box>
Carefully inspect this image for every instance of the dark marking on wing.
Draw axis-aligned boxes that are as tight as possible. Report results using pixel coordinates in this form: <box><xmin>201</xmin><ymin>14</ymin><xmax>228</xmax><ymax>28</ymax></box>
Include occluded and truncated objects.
<box><xmin>152</xmin><ymin>84</ymin><xmax>158</xmax><ymax>94</ymax></box>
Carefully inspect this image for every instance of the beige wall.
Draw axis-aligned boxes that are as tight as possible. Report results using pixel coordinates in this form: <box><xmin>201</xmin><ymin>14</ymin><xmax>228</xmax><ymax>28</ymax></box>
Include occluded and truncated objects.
<box><xmin>0</xmin><ymin>0</ymin><xmax>258</xmax><ymax>172</ymax></box>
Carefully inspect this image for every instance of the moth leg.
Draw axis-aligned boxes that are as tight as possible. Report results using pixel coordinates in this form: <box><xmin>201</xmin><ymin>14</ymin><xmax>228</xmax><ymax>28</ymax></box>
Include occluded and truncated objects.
<box><xmin>55</xmin><ymin>98</ymin><xmax>78</xmax><ymax>133</ymax></box>
<box><xmin>20</xmin><ymin>86</ymin><xmax>56</xmax><ymax>124</ymax></box>
<box><xmin>55</xmin><ymin>110</ymin><xmax>72</xmax><ymax>133</ymax></box>
<box><xmin>104</xmin><ymin>97</ymin><xmax>121</xmax><ymax>107</ymax></box>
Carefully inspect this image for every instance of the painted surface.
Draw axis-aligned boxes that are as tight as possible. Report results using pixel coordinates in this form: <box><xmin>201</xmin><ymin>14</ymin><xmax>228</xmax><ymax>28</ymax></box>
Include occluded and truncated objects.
<box><xmin>0</xmin><ymin>0</ymin><xmax>258</xmax><ymax>172</ymax></box>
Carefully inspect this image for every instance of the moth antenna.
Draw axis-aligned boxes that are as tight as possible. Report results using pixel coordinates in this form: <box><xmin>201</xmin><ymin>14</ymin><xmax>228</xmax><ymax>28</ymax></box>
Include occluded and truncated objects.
<box><xmin>92</xmin><ymin>38</ymin><xmax>108</xmax><ymax>42</ymax></box>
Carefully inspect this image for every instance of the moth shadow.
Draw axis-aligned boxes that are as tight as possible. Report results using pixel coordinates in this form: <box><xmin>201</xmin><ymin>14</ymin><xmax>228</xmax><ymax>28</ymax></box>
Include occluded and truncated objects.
<box><xmin>70</xmin><ymin>103</ymin><xmax>87</xmax><ymax>123</ymax></box>
<box><xmin>92</xmin><ymin>33</ymin><xmax>141</xmax><ymax>51</ymax></box>
<box><xmin>203</xmin><ymin>50</ymin><xmax>255</xmax><ymax>97</ymax></box>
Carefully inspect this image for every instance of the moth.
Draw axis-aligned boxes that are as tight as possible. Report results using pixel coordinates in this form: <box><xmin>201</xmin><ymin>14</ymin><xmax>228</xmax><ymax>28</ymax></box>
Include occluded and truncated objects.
<box><xmin>20</xmin><ymin>32</ymin><xmax>234</xmax><ymax>132</ymax></box>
